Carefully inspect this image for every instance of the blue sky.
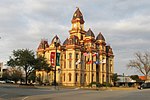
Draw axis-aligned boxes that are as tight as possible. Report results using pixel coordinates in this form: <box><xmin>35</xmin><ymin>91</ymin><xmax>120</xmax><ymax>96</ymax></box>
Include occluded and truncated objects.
<box><xmin>0</xmin><ymin>0</ymin><xmax>150</xmax><ymax>75</ymax></box>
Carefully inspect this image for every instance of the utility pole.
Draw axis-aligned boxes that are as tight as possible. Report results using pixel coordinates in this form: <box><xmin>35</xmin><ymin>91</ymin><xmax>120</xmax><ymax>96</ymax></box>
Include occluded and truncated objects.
<box><xmin>53</xmin><ymin>36</ymin><xmax>60</xmax><ymax>89</ymax></box>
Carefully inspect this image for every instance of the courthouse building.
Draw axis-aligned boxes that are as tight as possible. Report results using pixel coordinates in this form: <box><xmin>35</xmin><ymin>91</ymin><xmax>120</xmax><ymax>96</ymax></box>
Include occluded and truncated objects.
<box><xmin>36</xmin><ymin>8</ymin><xmax>114</xmax><ymax>86</ymax></box>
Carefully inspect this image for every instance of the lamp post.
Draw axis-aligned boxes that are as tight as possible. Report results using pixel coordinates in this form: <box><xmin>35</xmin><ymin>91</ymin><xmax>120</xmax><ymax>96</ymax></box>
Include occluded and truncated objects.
<box><xmin>53</xmin><ymin>36</ymin><xmax>60</xmax><ymax>88</ymax></box>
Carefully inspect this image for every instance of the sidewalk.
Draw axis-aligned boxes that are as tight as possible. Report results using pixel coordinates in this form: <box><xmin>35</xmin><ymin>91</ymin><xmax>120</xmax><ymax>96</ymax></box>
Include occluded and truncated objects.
<box><xmin>34</xmin><ymin>85</ymin><xmax>138</xmax><ymax>91</ymax></box>
<box><xmin>76</xmin><ymin>86</ymin><xmax>137</xmax><ymax>91</ymax></box>
<box><xmin>0</xmin><ymin>83</ymin><xmax>138</xmax><ymax>91</ymax></box>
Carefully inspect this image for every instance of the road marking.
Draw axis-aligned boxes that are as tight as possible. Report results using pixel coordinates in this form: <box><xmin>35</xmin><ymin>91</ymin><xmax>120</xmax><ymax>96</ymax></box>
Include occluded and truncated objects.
<box><xmin>0</xmin><ymin>94</ymin><xmax>8</xmax><ymax>97</ymax></box>
<box><xmin>22</xmin><ymin>96</ymin><xmax>28</xmax><ymax>100</ymax></box>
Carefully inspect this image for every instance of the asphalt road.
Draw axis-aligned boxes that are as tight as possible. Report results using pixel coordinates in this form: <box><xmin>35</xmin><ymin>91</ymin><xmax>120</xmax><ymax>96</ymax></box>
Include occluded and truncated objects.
<box><xmin>0</xmin><ymin>84</ymin><xmax>150</xmax><ymax>100</ymax></box>
<box><xmin>0</xmin><ymin>84</ymin><xmax>82</xmax><ymax>100</ymax></box>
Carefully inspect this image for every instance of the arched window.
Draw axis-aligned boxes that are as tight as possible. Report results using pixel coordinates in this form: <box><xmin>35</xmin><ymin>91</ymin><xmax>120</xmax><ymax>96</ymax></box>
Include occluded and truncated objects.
<box><xmin>69</xmin><ymin>61</ymin><xmax>72</xmax><ymax>68</ymax></box>
<box><xmin>84</xmin><ymin>74</ymin><xmax>87</xmax><ymax>83</ymax></box>
<box><xmin>69</xmin><ymin>53</ymin><xmax>72</xmax><ymax>68</ymax></box>
<box><xmin>75</xmin><ymin>73</ymin><xmax>78</xmax><ymax>82</ymax></box>
<box><xmin>64</xmin><ymin>73</ymin><xmax>65</xmax><ymax>82</ymax></box>
<box><xmin>69</xmin><ymin>53</ymin><xmax>72</xmax><ymax>59</ymax></box>
<box><xmin>68</xmin><ymin>73</ymin><xmax>72</xmax><ymax>82</ymax></box>
<box><xmin>102</xmin><ymin>74</ymin><xmax>105</xmax><ymax>83</ymax></box>
<box><xmin>81</xmin><ymin>35</ymin><xmax>83</xmax><ymax>40</ymax></box>
<box><xmin>92</xmin><ymin>74</ymin><xmax>94</xmax><ymax>82</ymax></box>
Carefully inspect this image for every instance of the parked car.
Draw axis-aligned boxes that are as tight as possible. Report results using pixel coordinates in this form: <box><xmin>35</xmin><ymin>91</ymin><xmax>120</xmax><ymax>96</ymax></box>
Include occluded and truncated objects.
<box><xmin>138</xmin><ymin>82</ymin><xmax>150</xmax><ymax>89</ymax></box>
<box><xmin>0</xmin><ymin>80</ymin><xmax>6</xmax><ymax>84</ymax></box>
<box><xmin>5</xmin><ymin>80</ymin><xmax>15</xmax><ymax>84</ymax></box>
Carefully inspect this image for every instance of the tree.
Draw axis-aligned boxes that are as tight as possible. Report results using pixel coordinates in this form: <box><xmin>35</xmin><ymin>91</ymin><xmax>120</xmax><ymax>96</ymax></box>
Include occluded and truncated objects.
<box><xmin>34</xmin><ymin>55</ymin><xmax>49</xmax><ymax>71</ymax></box>
<box><xmin>35</xmin><ymin>56</ymin><xmax>52</xmax><ymax>84</ymax></box>
<box><xmin>28</xmin><ymin>70</ymin><xmax>36</xmax><ymax>83</ymax></box>
<box><xmin>44</xmin><ymin>65</ymin><xmax>53</xmax><ymax>84</ymax></box>
<box><xmin>111</xmin><ymin>73</ymin><xmax>120</xmax><ymax>86</ymax></box>
<box><xmin>1</xmin><ymin>67</ymin><xmax>23</xmax><ymax>83</ymax></box>
<box><xmin>7</xmin><ymin>49</ymin><xmax>49</xmax><ymax>85</ymax></box>
<box><xmin>11</xmin><ymin>68</ymin><xmax>23</xmax><ymax>83</ymax></box>
<box><xmin>127</xmin><ymin>52</ymin><xmax>150</xmax><ymax>80</ymax></box>
<box><xmin>2</xmin><ymin>70</ymin><xmax>11</xmax><ymax>80</ymax></box>
<box><xmin>130</xmin><ymin>75</ymin><xmax>142</xmax><ymax>82</ymax></box>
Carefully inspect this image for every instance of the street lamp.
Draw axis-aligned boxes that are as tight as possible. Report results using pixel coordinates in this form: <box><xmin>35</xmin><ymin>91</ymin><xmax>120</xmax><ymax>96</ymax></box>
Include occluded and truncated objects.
<box><xmin>53</xmin><ymin>36</ymin><xmax>60</xmax><ymax>88</ymax></box>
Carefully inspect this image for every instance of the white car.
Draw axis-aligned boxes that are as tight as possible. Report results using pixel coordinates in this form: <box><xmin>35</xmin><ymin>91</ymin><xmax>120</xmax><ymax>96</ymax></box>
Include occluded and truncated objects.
<box><xmin>0</xmin><ymin>80</ymin><xmax>6</xmax><ymax>84</ymax></box>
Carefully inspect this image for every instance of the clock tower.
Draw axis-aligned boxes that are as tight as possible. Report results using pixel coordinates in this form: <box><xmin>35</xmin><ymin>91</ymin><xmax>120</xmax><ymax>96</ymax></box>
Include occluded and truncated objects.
<box><xmin>69</xmin><ymin>8</ymin><xmax>86</xmax><ymax>41</ymax></box>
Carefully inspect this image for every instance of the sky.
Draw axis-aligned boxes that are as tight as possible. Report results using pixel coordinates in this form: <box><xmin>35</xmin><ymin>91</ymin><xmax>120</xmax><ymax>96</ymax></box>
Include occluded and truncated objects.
<box><xmin>0</xmin><ymin>0</ymin><xmax>150</xmax><ymax>75</ymax></box>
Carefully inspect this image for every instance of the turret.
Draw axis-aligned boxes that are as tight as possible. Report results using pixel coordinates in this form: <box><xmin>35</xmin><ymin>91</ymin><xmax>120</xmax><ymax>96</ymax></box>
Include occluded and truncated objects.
<box><xmin>69</xmin><ymin>8</ymin><xmax>86</xmax><ymax>40</ymax></box>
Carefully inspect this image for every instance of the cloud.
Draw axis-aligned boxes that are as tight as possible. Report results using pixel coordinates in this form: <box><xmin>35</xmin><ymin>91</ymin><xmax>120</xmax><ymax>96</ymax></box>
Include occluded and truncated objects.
<box><xmin>0</xmin><ymin>0</ymin><xmax>150</xmax><ymax>75</ymax></box>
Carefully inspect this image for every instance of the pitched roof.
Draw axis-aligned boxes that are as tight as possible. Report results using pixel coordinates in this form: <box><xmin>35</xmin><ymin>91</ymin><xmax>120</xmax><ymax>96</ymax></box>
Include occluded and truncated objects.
<box><xmin>51</xmin><ymin>35</ymin><xmax>61</xmax><ymax>44</ymax></box>
<box><xmin>96</xmin><ymin>32</ymin><xmax>105</xmax><ymax>41</ymax></box>
<box><xmin>85</xmin><ymin>28</ymin><xmax>95</xmax><ymax>37</ymax></box>
<box><xmin>139</xmin><ymin>76</ymin><xmax>147</xmax><ymax>81</ymax></box>
<box><xmin>106</xmin><ymin>45</ymin><xmax>112</xmax><ymax>52</ymax></box>
<box><xmin>38</xmin><ymin>39</ymin><xmax>49</xmax><ymax>49</ymax></box>
<box><xmin>63</xmin><ymin>38</ymin><xmax>69</xmax><ymax>45</ymax></box>
<box><xmin>72</xmin><ymin>7</ymin><xmax>84</xmax><ymax>24</ymax></box>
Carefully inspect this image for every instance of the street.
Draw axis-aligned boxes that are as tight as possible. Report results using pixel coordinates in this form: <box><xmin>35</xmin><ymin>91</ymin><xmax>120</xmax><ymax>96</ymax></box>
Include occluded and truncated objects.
<box><xmin>0</xmin><ymin>84</ymin><xmax>150</xmax><ymax>100</ymax></box>
<box><xmin>24</xmin><ymin>89</ymin><xmax>150</xmax><ymax>100</ymax></box>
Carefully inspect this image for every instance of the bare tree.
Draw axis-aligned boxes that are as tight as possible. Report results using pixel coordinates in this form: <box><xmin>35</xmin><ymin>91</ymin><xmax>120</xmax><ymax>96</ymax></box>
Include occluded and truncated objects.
<box><xmin>127</xmin><ymin>52</ymin><xmax>150</xmax><ymax>80</ymax></box>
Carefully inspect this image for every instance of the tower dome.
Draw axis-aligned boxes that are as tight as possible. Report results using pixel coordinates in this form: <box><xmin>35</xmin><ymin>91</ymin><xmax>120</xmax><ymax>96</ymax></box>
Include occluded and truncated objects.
<box><xmin>85</xmin><ymin>28</ymin><xmax>95</xmax><ymax>38</ymax></box>
<box><xmin>96</xmin><ymin>32</ymin><xmax>105</xmax><ymax>41</ymax></box>
<box><xmin>71</xmin><ymin>7</ymin><xmax>84</xmax><ymax>24</ymax></box>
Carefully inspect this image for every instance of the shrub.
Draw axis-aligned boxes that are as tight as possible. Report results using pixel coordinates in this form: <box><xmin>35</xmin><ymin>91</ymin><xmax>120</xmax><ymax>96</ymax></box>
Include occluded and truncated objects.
<box><xmin>102</xmin><ymin>82</ymin><xmax>112</xmax><ymax>87</ymax></box>
<box><xmin>88</xmin><ymin>82</ymin><xmax>103</xmax><ymax>87</ymax></box>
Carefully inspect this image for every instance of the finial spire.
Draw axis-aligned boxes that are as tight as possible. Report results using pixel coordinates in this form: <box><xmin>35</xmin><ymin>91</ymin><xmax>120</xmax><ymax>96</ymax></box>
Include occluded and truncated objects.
<box><xmin>76</xmin><ymin>7</ymin><xmax>79</xmax><ymax>9</ymax></box>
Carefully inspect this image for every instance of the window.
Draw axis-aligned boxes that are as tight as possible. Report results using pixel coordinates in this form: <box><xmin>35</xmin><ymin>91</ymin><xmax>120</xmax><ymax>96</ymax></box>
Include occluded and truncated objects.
<box><xmin>102</xmin><ymin>74</ymin><xmax>105</xmax><ymax>83</ymax></box>
<box><xmin>69</xmin><ymin>53</ymin><xmax>72</xmax><ymax>59</ymax></box>
<box><xmin>92</xmin><ymin>65</ymin><xmax>93</xmax><ymax>70</ymax></box>
<box><xmin>64</xmin><ymin>73</ymin><xmax>65</xmax><ymax>82</ymax></box>
<box><xmin>64</xmin><ymin>61</ymin><xmax>66</xmax><ymax>68</ymax></box>
<box><xmin>69</xmin><ymin>61</ymin><xmax>72</xmax><ymax>68</ymax></box>
<box><xmin>76</xmin><ymin>53</ymin><xmax>79</xmax><ymax>69</ymax></box>
<box><xmin>92</xmin><ymin>74</ymin><xmax>94</xmax><ymax>82</ymax></box>
<box><xmin>84</xmin><ymin>74</ymin><xmax>87</xmax><ymax>83</ymax></box>
<box><xmin>76</xmin><ymin>64</ymin><xmax>78</xmax><ymax>69</ymax></box>
<box><xmin>76</xmin><ymin>53</ymin><xmax>78</xmax><ymax>59</ymax></box>
<box><xmin>64</xmin><ymin>54</ymin><xmax>66</xmax><ymax>59</ymax></box>
<box><xmin>68</xmin><ymin>73</ymin><xmax>72</xmax><ymax>82</ymax></box>
<box><xmin>75</xmin><ymin>73</ymin><xmax>78</xmax><ymax>82</ymax></box>
<box><xmin>85</xmin><ymin>56</ymin><xmax>86</xmax><ymax>69</ymax></box>
<box><xmin>92</xmin><ymin>56</ymin><xmax>93</xmax><ymax>70</ymax></box>
<box><xmin>61</xmin><ymin>54</ymin><xmax>63</xmax><ymax>60</ymax></box>
<box><xmin>81</xmin><ymin>35</ymin><xmax>83</xmax><ymax>40</ymax></box>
